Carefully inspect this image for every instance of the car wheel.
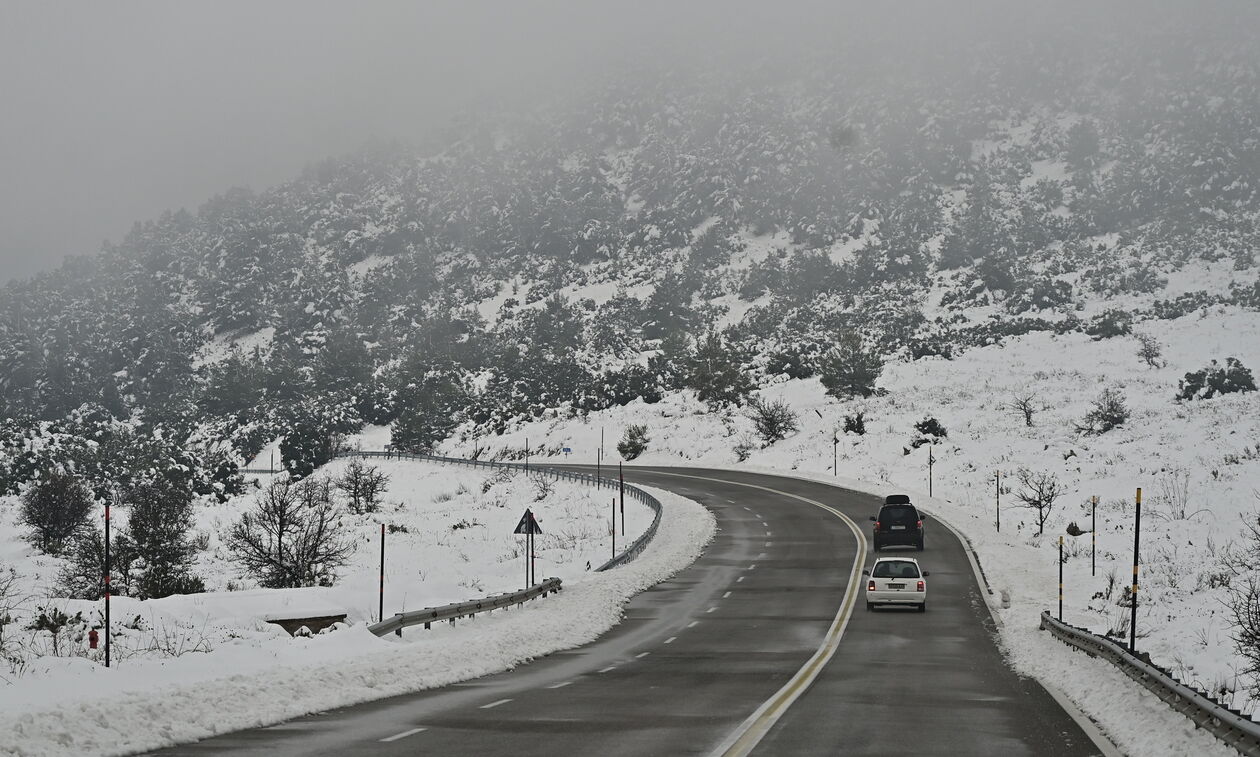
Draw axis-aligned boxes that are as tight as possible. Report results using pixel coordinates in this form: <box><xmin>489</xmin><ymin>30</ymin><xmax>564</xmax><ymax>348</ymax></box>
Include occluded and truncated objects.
<box><xmin>916</xmin><ymin>537</ymin><xmax>925</xmax><ymax>551</ymax></box>
<box><xmin>918</xmin><ymin>602</ymin><xmax>927</xmax><ymax>613</ymax></box>
<box><xmin>866</xmin><ymin>601</ymin><xmax>874</xmax><ymax>611</ymax></box>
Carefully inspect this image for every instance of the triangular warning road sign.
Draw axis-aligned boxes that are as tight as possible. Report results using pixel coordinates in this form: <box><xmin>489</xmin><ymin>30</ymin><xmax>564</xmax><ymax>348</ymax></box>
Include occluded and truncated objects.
<box><xmin>513</xmin><ymin>508</ymin><xmax>542</xmax><ymax>534</ymax></box>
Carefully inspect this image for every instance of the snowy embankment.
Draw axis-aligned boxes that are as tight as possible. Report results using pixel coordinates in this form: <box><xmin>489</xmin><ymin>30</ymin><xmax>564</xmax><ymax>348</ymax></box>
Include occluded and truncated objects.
<box><xmin>0</xmin><ymin>460</ymin><xmax>715</xmax><ymax>757</ymax></box>
<box><xmin>445</xmin><ymin>305</ymin><xmax>1260</xmax><ymax>757</ymax></box>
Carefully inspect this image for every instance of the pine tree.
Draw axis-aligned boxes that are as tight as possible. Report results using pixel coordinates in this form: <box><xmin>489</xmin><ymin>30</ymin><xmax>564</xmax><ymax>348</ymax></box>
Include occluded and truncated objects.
<box><xmin>125</xmin><ymin>477</ymin><xmax>204</xmax><ymax>599</ymax></box>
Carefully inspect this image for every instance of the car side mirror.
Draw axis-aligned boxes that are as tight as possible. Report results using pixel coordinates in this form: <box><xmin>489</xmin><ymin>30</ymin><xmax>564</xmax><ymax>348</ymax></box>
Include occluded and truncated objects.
<box><xmin>920</xmin><ymin>514</ymin><xmax>928</xmax><ymax>520</ymax></box>
<box><xmin>862</xmin><ymin>569</ymin><xmax>870</xmax><ymax>576</ymax></box>
<box><xmin>922</xmin><ymin>571</ymin><xmax>930</xmax><ymax>577</ymax></box>
<box><xmin>868</xmin><ymin>515</ymin><xmax>877</xmax><ymax>522</ymax></box>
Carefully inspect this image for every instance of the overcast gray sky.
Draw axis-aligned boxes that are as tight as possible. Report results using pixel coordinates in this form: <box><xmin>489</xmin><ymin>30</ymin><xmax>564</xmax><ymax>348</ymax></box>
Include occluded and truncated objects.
<box><xmin>0</xmin><ymin>0</ymin><xmax>715</xmax><ymax>284</ymax></box>
<box><xmin>0</xmin><ymin>1</ymin><xmax>1244</xmax><ymax>285</ymax></box>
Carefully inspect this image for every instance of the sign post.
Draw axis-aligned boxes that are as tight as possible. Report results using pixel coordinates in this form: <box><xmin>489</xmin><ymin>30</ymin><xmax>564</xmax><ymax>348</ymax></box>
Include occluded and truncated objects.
<box><xmin>513</xmin><ymin>508</ymin><xmax>543</xmax><ymax>589</ymax></box>
<box><xmin>619</xmin><ymin>462</ymin><xmax>625</xmax><ymax>537</ymax></box>
<box><xmin>928</xmin><ymin>445</ymin><xmax>934</xmax><ymax>497</ymax></box>
<box><xmin>611</xmin><ymin>498</ymin><xmax>616</xmax><ymax>560</ymax></box>
<box><xmin>379</xmin><ymin>524</ymin><xmax>385</xmax><ymax>624</ymax></box>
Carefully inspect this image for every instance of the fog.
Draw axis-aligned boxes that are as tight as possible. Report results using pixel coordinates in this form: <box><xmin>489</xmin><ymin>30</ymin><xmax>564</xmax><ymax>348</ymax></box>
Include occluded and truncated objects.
<box><xmin>0</xmin><ymin>0</ymin><xmax>1250</xmax><ymax>285</ymax></box>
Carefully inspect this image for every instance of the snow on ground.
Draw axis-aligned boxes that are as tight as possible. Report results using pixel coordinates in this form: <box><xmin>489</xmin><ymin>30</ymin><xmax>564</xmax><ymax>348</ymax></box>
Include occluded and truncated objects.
<box><xmin>0</xmin><ymin>459</ymin><xmax>713</xmax><ymax>756</ymax></box>
<box><xmin>444</xmin><ymin>304</ymin><xmax>1260</xmax><ymax>755</ymax></box>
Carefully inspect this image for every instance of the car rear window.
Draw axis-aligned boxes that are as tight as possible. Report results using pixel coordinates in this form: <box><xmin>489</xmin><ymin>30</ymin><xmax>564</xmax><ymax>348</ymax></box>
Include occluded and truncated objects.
<box><xmin>879</xmin><ymin>505</ymin><xmax>917</xmax><ymax>523</ymax></box>
<box><xmin>873</xmin><ymin>561</ymin><xmax>920</xmax><ymax>579</ymax></box>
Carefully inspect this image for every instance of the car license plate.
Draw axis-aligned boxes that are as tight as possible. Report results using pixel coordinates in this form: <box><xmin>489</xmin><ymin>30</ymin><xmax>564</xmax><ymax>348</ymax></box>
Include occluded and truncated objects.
<box><xmin>888</xmin><ymin>583</ymin><xmax>905</xmax><ymax>589</ymax></box>
<box><xmin>891</xmin><ymin>525</ymin><xmax>906</xmax><ymax>530</ymax></box>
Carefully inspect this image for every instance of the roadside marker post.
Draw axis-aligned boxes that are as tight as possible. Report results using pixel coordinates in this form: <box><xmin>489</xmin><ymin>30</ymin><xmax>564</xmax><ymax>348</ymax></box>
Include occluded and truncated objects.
<box><xmin>611</xmin><ymin>498</ymin><xmax>616</xmax><ymax>561</ymax></box>
<box><xmin>379</xmin><ymin>523</ymin><xmax>385</xmax><ymax>625</ymax></box>
<box><xmin>105</xmin><ymin>492</ymin><xmax>113</xmax><ymax>668</ymax></box>
<box><xmin>1058</xmin><ymin>535</ymin><xmax>1064</xmax><ymax>622</ymax></box>
<box><xmin>1091</xmin><ymin>495</ymin><xmax>1098</xmax><ymax>577</ymax></box>
<box><xmin>995</xmin><ymin>471</ymin><xmax>1001</xmax><ymax>533</ymax></box>
<box><xmin>619</xmin><ymin>462</ymin><xmax>625</xmax><ymax>538</ymax></box>
<box><xmin>1130</xmin><ymin>487</ymin><xmax>1142</xmax><ymax>654</ymax></box>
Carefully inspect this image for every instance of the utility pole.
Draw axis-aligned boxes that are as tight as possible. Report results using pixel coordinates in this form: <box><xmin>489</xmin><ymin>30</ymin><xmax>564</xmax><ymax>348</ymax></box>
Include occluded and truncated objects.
<box><xmin>1130</xmin><ymin>487</ymin><xmax>1142</xmax><ymax>654</ymax></box>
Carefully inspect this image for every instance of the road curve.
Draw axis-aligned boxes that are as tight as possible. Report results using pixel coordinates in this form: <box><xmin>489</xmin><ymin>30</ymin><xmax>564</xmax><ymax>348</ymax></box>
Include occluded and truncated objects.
<box><xmin>145</xmin><ymin>467</ymin><xmax>1101</xmax><ymax>756</ymax></box>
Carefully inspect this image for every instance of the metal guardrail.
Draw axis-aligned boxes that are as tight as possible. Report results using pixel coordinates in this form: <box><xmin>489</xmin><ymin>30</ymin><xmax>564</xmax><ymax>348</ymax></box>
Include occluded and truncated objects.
<box><xmin>338</xmin><ymin>450</ymin><xmax>663</xmax><ymax>572</ymax></box>
<box><xmin>368</xmin><ymin>577</ymin><xmax>563</xmax><ymax>637</ymax></box>
<box><xmin>1040</xmin><ymin>611</ymin><xmax>1260</xmax><ymax>755</ymax></box>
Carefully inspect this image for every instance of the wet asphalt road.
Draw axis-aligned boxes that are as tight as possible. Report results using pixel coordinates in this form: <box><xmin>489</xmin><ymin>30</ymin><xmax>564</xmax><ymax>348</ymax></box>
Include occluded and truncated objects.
<box><xmin>145</xmin><ymin>467</ymin><xmax>1101</xmax><ymax>757</ymax></box>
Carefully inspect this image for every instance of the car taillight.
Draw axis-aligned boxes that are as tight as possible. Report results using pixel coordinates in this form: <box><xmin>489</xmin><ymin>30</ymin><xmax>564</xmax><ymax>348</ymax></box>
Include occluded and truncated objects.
<box><xmin>874</xmin><ymin>521</ymin><xmax>880</xmax><ymax>530</ymax></box>
<box><xmin>917</xmin><ymin>580</ymin><xmax>925</xmax><ymax>592</ymax></box>
<box><xmin>868</xmin><ymin>580</ymin><xmax>876</xmax><ymax>591</ymax></box>
<box><xmin>917</xmin><ymin>520</ymin><xmax>923</xmax><ymax>529</ymax></box>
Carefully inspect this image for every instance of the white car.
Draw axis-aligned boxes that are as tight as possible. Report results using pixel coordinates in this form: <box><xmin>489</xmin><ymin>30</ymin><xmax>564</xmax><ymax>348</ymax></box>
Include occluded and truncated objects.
<box><xmin>864</xmin><ymin>557</ymin><xmax>929</xmax><ymax>612</ymax></box>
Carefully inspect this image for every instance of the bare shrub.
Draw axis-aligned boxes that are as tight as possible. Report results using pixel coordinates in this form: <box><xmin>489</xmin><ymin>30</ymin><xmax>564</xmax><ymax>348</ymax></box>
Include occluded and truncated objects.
<box><xmin>530</xmin><ymin>473</ymin><xmax>555</xmax><ymax>501</ymax></box>
<box><xmin>746</xmin><ymin>396</ymin><xmax>799</xmax><ymax>446</ymax></box>
<box><xmin>335</xmin><ymin>459</ymin><xmax>390</xmax><ymax>514</ymax></box>
<box><xmin>1227</xmin><ymin>576</ymin><xmax>1260</xmax><ymax>697</ymax></box>
<box><xmin>226</xmin><ymin>477</ymin><xmax>354</xmax><ymax>588</ymax></box>
<box><xmin>1009</xmin><ymin>393</ymin><xmax>1040</xmax><ymax>427</ymax></box>
<box><xmin>1151</xmin><ymin>468</ymin><xmax>1209</xmax><ymax>521</ymax></box>
<box><xmin>1014</xmin><ymin>468</ymin><xmax>1064</xmax><ymax>535</ymax></box>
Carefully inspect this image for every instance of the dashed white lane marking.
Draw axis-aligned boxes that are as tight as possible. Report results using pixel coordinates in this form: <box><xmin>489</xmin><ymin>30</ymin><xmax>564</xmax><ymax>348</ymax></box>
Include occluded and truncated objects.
<box><xmin>743</xmin><ymin>506</ymin><xmax>752</xmax><ymax>511</ymax></box>
<box><xmin>761</xmin><ymin>521</ymin><xmax>767</xmax><ymax>527</ymax></box>
<box><xmin>766</xmin><ymin>531</ymin><xmax>772</xmax><ymax>536</ymax></box>
<box><xmin>723</xmin><ymin>591</ymin><xmax>732</xmax><ymax>598</ymax></box>
<box><xmin>748</xmin><ymin>564</ymin><xmax>757</xmax><ymax>570</ymax></box>
<box><xmin>380</xmin><ymin>728</ymin><xmax>427</xmax><ymax>742</ymax></box>
<box><xmin>706</xmin><ymin>606</ymin><xmax>719</xmax><ymax>613</ymax></box>
<box><xmin>599</xmin><ymin>666</ymin><xmax>617</xmax><ymax>673</ymax></box>
<box><xmin>765</xmin><ymin>541</ymin><xmax>771</xmax><ymax>547</ymax></box>
<box><xmin>737</xmin><ymin>576</ymin><xmax>745</xmax><ymax>583</ymax></box>
<box><xmin>546</xmin><ymin>681</ymin><xmax>572</xmax><ymax>689</ymax></box>
<box><xmin>754</xmin><ymin>513</ymin><xmax>762</xmax><ymax>518</ymax></box>
<box><xmin>636</xmin><ymin>652</ymin><xmax>651</xmax><ymax>658</ymax></box>
<box><xmin>758</xmin><ymin>552</ymin><xmax>767</xmax><ymax>558</ymax></box>
<box><xmin>480</xmin><ymin>699</ymin><xmax>512</xmax><ymax>709</ymax></box>
<box><xmin>664</xmin><ymin>636</ymin><xmax>677</xmax><ymax>644</ymax></box>
<box><xmin>687</xmin><ymin>620</ymin><xmax>700</xmax><ymax>628</ymax></box>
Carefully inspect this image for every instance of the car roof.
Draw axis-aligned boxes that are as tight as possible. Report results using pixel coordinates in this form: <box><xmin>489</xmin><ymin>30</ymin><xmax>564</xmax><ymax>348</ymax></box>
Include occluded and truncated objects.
<box><xmin>872</xmin><ymin>556</ymin><xmax>921</xmax><ymax>565</ymax></box>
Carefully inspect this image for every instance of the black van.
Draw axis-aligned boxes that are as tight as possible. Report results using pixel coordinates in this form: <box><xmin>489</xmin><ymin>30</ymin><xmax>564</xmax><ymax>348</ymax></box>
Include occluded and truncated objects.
<box><xmin>869</xmin><ymin>494</ymin><xmax>926</xmax><ymax>551</ymax></box>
